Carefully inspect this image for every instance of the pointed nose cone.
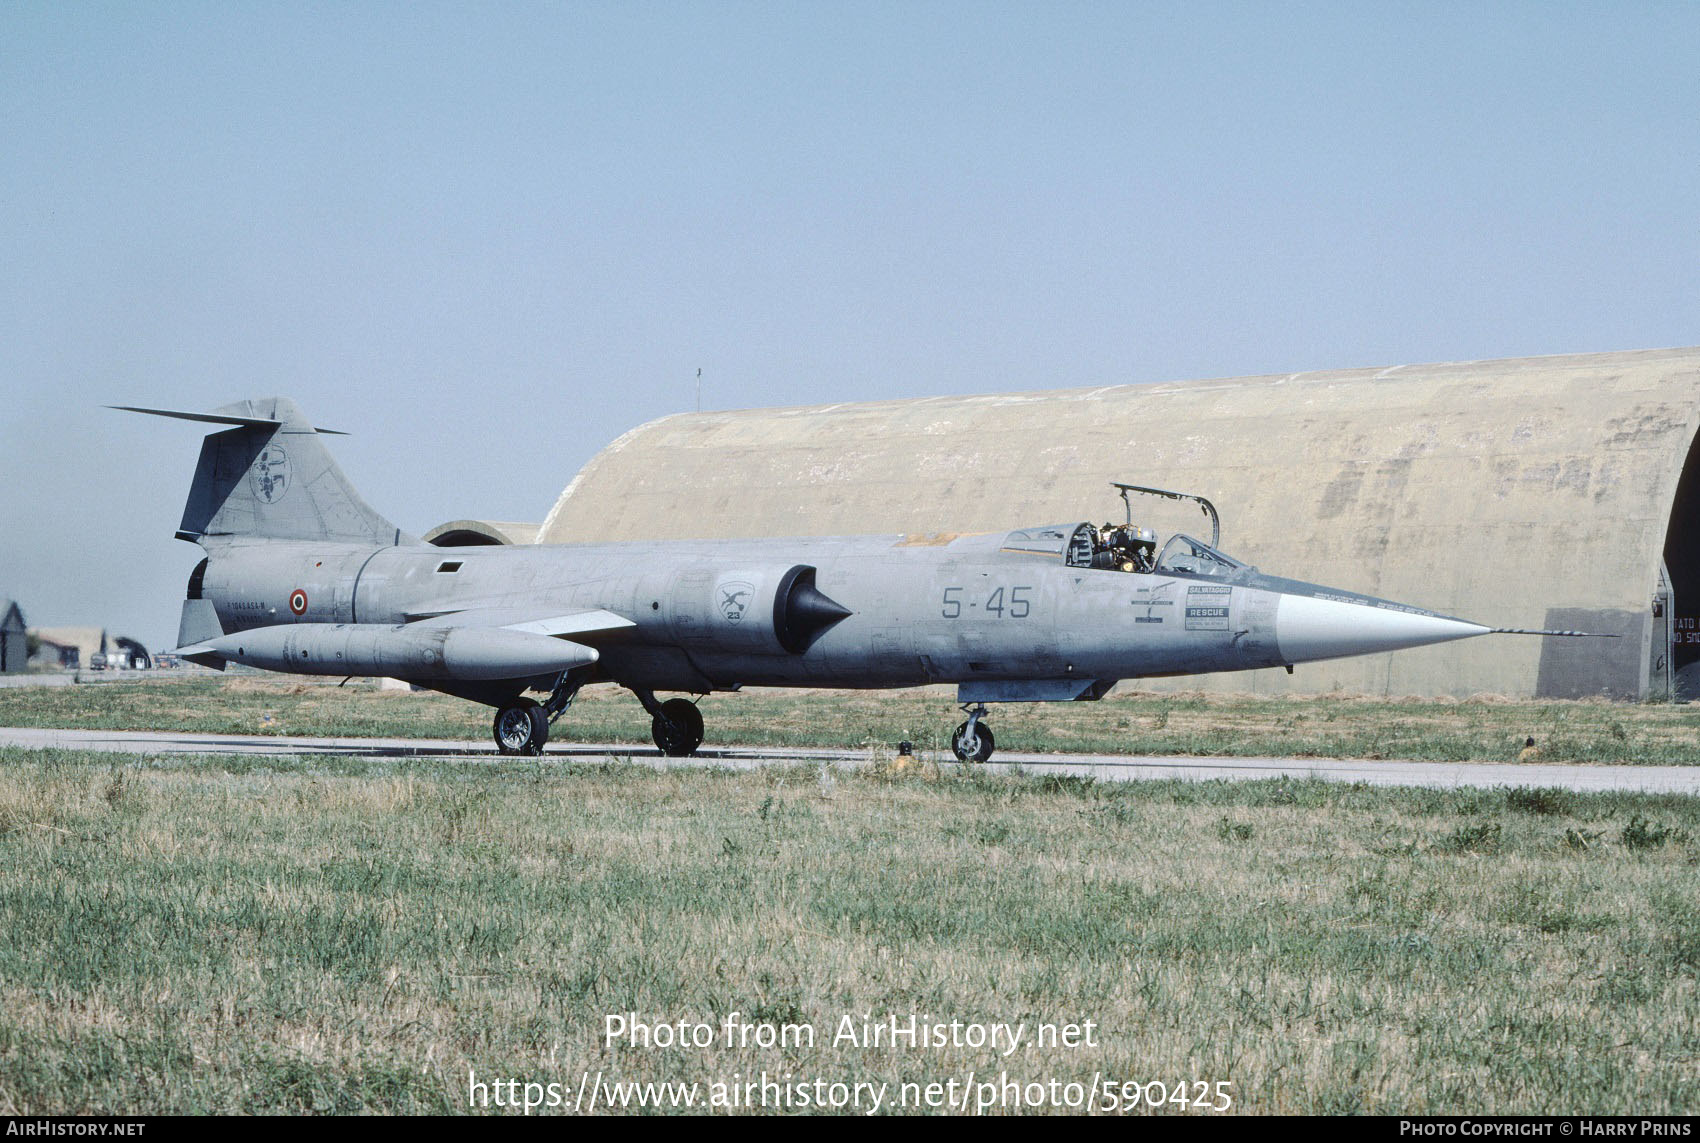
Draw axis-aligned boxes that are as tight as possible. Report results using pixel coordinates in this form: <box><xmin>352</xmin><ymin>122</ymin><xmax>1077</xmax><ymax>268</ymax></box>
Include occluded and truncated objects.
<box><xmin>775</xmin><ymin>568</ymin><xmax>853</xmax><ymax>653</ymax></box>
<box><xmin>1275</xmin><ymin>593</ymin><xmax>1490</xmax><ymax>664</ymax></box>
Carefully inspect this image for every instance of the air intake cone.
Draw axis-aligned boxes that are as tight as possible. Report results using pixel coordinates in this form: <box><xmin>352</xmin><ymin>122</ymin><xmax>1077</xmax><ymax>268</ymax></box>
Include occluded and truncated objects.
<box><xmin>775</xmin><ymin>566</ymin><xmax>852</xmax><ymax>653</ymax></box>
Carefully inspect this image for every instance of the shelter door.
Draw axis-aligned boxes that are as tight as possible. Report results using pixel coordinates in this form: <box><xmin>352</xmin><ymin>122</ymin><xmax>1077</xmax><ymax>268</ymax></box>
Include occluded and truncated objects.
<box><xmin>1653</xmin><ymin>563</ymin><xmax>1675</xmax><ymax>702</ymax></box>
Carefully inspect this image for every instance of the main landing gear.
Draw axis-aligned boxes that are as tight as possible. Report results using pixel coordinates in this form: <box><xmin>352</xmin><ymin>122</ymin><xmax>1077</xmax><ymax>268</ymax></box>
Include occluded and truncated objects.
<box><xmin>491</xmin><ymin>678</ymin><xmax>705</xmax><ymax>757</ymax></box>
<box><xmin>951</xmin><ymin>703</ymin><xmax>995</xmax><ymax>764</ymax></box>
<box><xmin>492</xmin><ymin>672</ymin><xmax>583</xmax><ymax>756</ymax></box>
<box><xmin>493</xmin><ymin>698</ymin><xmax>549</xmax><ymax>756</ymax></box>
<box><xmin>633</xmin><ymin>688</ymin><xmax>705</xmax><ymax>756</ymax></box>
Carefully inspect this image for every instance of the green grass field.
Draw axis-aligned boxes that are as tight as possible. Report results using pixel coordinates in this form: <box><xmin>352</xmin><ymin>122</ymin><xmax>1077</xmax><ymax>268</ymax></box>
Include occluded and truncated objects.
<box><xmin>4</xmin><ymin>679</ymin><xmax>1698</xmax><ymax>1113</ymax></box>
<box><xmin>6</xmin><ymin>675</ymin><xmax>1700</xmax><ymax>763</ymax></box>
<box><xmin>1</xmin><ymin>744</ymin><xmax>1697</xmax><ymax>1114</ymax></box>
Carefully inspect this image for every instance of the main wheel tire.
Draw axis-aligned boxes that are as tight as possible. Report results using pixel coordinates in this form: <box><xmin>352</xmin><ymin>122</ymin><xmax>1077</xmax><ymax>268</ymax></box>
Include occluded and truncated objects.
<box><xmin>951</xmin><ymin>720</ymin><xmax>995</xmax><ymax>764</ymax></box>
<box><xmin>494</xmin><ymin>699</ymin><xmax>548</xmax><ymax>756</ymax></box>
<box><xmin>652</xmin><ymin>697</ymin><xmax>705</xmax><ymax>757</ymax></box>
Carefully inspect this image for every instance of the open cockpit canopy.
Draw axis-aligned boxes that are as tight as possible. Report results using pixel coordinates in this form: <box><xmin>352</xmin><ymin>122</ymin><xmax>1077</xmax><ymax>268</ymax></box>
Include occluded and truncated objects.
<box><xmin>1000</xmin><ymin>522</ymin><xmax>1247</xmax><ymax>577</ymax></box>
<box><xmin>999</xmin><ymin>484</ymin><xmax>1244</xmax><ymax>577</ymax></box>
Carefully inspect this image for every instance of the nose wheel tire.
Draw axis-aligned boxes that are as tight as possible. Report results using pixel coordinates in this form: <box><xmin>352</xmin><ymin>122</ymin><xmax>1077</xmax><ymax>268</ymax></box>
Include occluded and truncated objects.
<box><xmin>494</xmin><ymin>699</ymin><xmax>549</xmax><ymax>756</ymax></box>
<box><xmin>652</xmin><ymin>697</ymin><xmax>705</xmax><ymax>757</ymax></box>
<box><xmin>951</xmin><ymin>720</ymin><xmax>995</xmax><ymax>764</ymax></box>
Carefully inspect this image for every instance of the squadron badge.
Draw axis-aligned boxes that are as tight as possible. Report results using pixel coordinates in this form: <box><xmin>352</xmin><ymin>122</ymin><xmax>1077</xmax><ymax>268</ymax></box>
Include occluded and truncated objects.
<box><xmin>250</xmin><ymin>443</ymin><xmax>290</xmax><ymax>503</ymax></box>
<box><xmin>719</xmin><ymin>581</ymin><xmax>755</xmax><ymax>623</ymax></box>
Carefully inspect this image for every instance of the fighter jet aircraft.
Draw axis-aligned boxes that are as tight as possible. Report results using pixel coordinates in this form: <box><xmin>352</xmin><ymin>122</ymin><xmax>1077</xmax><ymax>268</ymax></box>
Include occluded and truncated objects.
<box><xmin>119</xmin><ymin>397</ymin><xmax>1584</xmax><ymax>762</ymax></box>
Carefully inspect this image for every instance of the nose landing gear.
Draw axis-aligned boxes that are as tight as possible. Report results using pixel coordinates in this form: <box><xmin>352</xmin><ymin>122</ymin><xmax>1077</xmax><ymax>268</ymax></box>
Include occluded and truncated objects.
<box><xmin>951</xmin><ymin>703</ymin><xmax>995</xmax><ymax>763</ymax></box>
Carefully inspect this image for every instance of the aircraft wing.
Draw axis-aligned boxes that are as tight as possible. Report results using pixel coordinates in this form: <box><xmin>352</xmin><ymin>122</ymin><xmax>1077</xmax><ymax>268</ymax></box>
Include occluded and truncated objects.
<box><xmin>406</xmin><ymin>606</ymin><xmax>638</xmax><ymax>641</ymax></box>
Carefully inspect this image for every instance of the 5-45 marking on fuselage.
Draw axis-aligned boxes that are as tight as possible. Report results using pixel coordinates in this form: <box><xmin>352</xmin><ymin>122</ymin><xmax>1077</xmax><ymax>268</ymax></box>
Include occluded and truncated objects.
<box><xmin>941</xmin><ymin>586</ymin><xmax>1034</xmax><ymax>619</ymax></box>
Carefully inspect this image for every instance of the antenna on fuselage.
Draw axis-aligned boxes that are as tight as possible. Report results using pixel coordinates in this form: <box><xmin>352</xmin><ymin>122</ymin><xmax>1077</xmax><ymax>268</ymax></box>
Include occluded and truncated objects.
<box><xmin>1112</xmin><ymin>482</ymin><xmax>1221</xmax><ymax>548</ymax></box>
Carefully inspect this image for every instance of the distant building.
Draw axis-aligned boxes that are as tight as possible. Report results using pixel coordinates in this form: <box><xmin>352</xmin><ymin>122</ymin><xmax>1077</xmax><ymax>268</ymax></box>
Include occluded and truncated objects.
<box><xmin>28</xmin><ymin>627</ymin><xmax>151</xmax><ymax>671</ymax></box>
<box><xmin>32</xmin><ymin>633</ymin><xmax>79</xmax><ymax>669</ymax></box>
<box><xmin>32</xmin><ymin>627</ymin><xmax>101</xmax><ymax>670</ymax></box>
<box><xmin>422</xmin><ymin>520</ymin><xmax>542</xmax><ymax>547</ymax></box>
<box><xmin>31</xmin><ymin>627</ymin><xmax>104</xmax><ymax>671</ymax></box>
<box><xmin>112</xmin><ymin>636</ymin><xmax>151</xmax><ymax>670</ymax></box>
<box><xmin>0</xmin><ymin>600</ymin><xmax>25</xmax><ymax>674</ymax></box>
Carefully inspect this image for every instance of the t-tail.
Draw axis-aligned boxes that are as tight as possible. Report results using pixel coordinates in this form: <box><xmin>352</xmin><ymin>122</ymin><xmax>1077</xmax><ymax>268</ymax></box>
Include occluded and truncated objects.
<box><xmin>112</xmin><ymin>398</ymin><xmax>414</xmax><ymax>547</ymax></box>
<box><xmin>114</xmin><ymin>397</ymin><xmax>415</xmax><ymax>658</ymax></box>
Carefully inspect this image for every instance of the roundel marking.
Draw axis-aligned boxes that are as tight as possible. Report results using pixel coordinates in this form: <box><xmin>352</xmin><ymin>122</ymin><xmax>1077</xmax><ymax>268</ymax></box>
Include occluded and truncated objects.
<box><xmin>289</xmin><ymin>589</ymin><xmax>308</xmax><ymax>616</ymax></box>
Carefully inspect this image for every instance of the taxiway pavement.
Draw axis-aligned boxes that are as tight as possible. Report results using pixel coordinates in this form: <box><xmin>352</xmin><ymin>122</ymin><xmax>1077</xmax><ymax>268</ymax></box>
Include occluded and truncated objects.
<box><xmin>3</xmin><ymin>726</ymin><xmax>1697</xmax><ymax>794</ymax></box>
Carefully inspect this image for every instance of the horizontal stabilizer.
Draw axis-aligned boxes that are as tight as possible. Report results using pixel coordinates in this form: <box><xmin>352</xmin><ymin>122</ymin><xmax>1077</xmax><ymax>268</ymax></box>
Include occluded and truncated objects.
<box><xmin>109</xmin><ymin>404</ymin><xmax>347</xmax><ymax>434</ymax></box>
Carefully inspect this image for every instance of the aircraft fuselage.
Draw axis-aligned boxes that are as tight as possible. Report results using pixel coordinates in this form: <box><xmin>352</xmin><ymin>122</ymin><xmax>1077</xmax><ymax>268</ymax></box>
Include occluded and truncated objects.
<box><xmin>195</xmin><ymin>529</ymin><xmax>1486</xmax><ymax>699</ymax></box>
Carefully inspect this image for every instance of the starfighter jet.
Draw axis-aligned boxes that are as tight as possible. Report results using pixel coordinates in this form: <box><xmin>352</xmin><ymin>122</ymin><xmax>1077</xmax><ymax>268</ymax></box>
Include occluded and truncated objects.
<box><xmin>119</xmin><ymin>398</ymin><xmax>1589</xmax><ymax>761</ymax></box>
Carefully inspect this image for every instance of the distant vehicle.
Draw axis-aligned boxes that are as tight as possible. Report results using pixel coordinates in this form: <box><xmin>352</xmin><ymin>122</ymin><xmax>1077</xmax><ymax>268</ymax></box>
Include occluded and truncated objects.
<box><xmin>120</xmin><ymin>398</ymin><xmax>1596</xmax><ymax>760</ymax></box>
<box><xmin>88</xmin><ymin>653</ymin><xmax>107</xmax><ymax>671</ymax></box>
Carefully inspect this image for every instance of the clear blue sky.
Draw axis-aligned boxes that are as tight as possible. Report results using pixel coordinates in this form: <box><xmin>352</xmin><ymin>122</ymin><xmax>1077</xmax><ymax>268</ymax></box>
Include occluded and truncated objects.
<box><xmin>3</xmin><ymin>2</ymin><xmax>1697</xmax><ymax>648</ymax></box>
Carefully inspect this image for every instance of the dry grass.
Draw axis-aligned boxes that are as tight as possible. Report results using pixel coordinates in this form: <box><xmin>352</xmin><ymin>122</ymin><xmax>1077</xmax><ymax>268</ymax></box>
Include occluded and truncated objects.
<box><xmin>1</xmin><ymin>747</ymin><xmax>1697</xmax><ymax>1114</ymax></box>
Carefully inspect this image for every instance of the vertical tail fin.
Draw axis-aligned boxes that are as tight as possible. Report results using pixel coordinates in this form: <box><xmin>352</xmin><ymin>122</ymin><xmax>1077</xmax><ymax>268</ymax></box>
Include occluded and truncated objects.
<box><xmin>112</xmin><ymin>398</ymin><xmax>415</xmax><ymax>546</ymax></box>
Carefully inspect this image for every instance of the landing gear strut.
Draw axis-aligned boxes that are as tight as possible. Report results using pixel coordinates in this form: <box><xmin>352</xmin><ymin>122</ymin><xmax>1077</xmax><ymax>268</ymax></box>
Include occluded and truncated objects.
<box><xmin>632</xmin><ymin>688</ymin><xmax>705</xmax><ymax>756</ymax></box>
<box><xmin>951</xmin><ymin>703</ymin><xmax>995</xmax><ymax>763</ymax></box>
<box><xmin>541</xmin><ymin>670</ymin><xmax>582</xmax><ymax>725</ymax></box>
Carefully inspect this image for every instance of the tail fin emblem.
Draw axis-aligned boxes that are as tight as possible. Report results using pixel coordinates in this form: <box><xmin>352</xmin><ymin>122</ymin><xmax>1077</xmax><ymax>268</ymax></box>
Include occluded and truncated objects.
<box><xmin>251</xmin><ymin>444</ymin><xmax>291</xmax><ymax>503</ymax></box>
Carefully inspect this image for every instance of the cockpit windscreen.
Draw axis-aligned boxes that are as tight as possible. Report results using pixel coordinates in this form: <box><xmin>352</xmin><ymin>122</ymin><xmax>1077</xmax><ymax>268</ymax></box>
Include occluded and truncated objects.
<box><xmin>1156</xmin><ymin>534</ymin><xmax>1244</xmax><ymax>577</ymax></box>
